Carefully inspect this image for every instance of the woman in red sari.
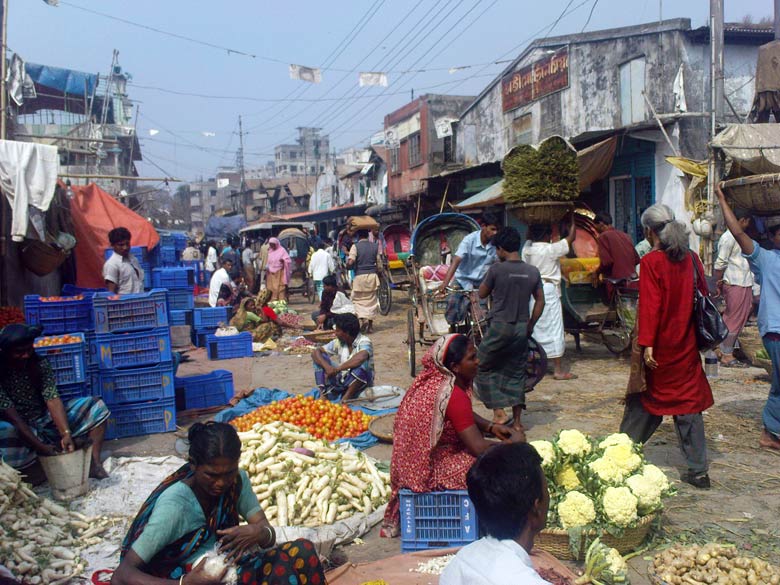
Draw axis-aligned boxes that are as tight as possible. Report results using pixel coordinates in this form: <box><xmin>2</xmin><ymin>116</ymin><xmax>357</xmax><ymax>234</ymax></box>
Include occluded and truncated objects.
<box><xmin>380</xmin><ymin>334</ymin><xmax>526</xmax><ymax>537</ymax></box>
<box><xmin>619</xmin><ymin>203</ymin><xmax>714</xmax><ymax>489</ymax></box>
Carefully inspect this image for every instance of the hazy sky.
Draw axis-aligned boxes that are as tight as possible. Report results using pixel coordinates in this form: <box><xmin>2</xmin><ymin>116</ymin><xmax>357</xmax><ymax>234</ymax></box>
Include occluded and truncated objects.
<box><xmin>11</xmin><ymin>0</ymin><xmax>773</xmax><ymax>182</ymax></box>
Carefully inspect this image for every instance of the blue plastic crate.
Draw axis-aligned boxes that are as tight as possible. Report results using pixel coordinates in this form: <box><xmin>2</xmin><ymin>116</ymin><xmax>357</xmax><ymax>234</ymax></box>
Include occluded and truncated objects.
<box><xmin>91</xmin><ymin>328</ymin><xmax>172</xmax><ymax>370</ymax></box>
<box><xmin>175</xmin><ymin>370</ymin><xmax>234</xmax><ymax>411</ymax></box>
<box><xmin>180</xmin><ymin>260</ymin><xmax>206</xmax><ymax>287</ymax></box>
<box><xmin>62</xmin><ymin>284</ymin><xmax>107</xmax><ymax>296</ymax></box>
<box><xmin>58</xmin><ymin>382</ymin><xmax>92</xmax><ymax>402</ymax></box>
<box><xmin>193</xmin><ymin>327</ymin><xmax>217</xmax><ymax>347</ymax></box>
<box><xmin>399</xmin><ymin>490</ymin><xmax>479</xmax><ymax>552</ymax></box>
<box><xmin>157</xmin><ymin>246</ymin><xmax>179</xmax><ymax>266</ymax></box>
<box><xmin>104</xmin><ymin>246</ymin><xmax>149</xmax><ymax>262</ymax></box>
<box><xmin>24</xmin><ymin>295</ymin><xmax>93</xmax><ymax>335</ymax></box>
<box><xmin>142</xmin><ymin>262</ymin><xmax>152</xmax><ymax>290</ymax></box>
<box><xmin>97</xmin><ymin>363</ymin><xmax>175</xmax><ymax>405</ymax></box>
<box><xmin>193</xmin><ymin>307</ymin><xmax>230</xmax><ymax>329</ymax></box>
<box><xmin>34</xmin><ymin>333</ymin><xmax>87</xmax><ymax>386</ymax></box>
<box><xmin>104</xmin><ymin>397</ymin><xmax>176</xmax><ymax>440</ymax></box>
<box><xmin>206</xmin><ymin>332</ymin><xmax>253</xmax><ymax>360</ymax></box>
<box><xmin>169</xmin><ymin>310</ymin><xmax>193</xmax><ymax>326</ymax></box>
<box><xmin>92</xmin><ymin>290</ymin><xmax>168</xmax><ymax>333</ymax></box>
<box><xmin>152</xmin><ymin>267</ymin><xmax>195</xmax><ymax>289</ymax></box>
<box><xmin>167</xmin><ymin>288</ymin><xmax>194</xmax><ymax>311</ymax></box>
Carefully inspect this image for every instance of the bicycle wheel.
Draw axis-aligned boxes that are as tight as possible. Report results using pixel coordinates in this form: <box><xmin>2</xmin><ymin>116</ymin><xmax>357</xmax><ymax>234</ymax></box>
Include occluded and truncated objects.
<box><xmin>601</xmin><ymin>322</ymin><xmax>632</xmax><ymax>354</ymax></box>
<box><xmin>407</xmin><ymin>308</ymin><xmax>417</xmax><ymax>377</ymax></box>
<box><xmin>378</xmin><ymin>276</ymin><xmax>392</xmax><ymax>315</ymax></box>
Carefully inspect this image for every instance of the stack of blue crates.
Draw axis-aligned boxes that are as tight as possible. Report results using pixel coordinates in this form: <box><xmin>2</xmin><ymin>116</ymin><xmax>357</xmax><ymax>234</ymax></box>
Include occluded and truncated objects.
<box><xmin>152</xmin><ymin>267</ymin><xmax>195</xmax><ymax>331</ymax></box>
<box><xmin>174</xmin><ymin>369</ymin><xmax>234</xmax><ymax>411</ymax></box>
<box><xmin>155</xmin><ymin>232</ymin><xmax>187</xmax><ymax>267</ymax></box>
<box><xmin>192</xmin><ymin>306</ymin><xmax>230</xmax><ymax>347</ymax></box>
<box><xmin>91</xmin><ymin>290</ymin><xmax>176</xmax><ymax>440</ymax></box>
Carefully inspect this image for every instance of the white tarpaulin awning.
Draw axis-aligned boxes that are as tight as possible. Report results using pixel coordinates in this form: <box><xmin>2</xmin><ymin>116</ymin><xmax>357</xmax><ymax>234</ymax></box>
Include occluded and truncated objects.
<box><xmin>712</xmin><ymin>124</ymin><xmax>780</xmax><ymax>175</ymax></box>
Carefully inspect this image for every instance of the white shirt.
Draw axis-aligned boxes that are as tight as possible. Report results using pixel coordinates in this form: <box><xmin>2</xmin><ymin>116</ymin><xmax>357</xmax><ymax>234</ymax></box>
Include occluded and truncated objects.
<box><xmin>103</xmin><ymin>252</ymin><xmax>145</xmax><ymax>294</ymax></box>
<box><xmin>440</xmin><ymin>537</ymin><xmax>550</xmax><ymax>585</ymax></box>
<box><xmin>521</xmin><ymin>239</ymin><xmax>570</xmax><ymax>292</ymax></box>
<box><xmin>208</xmin><ymin>268</ymin><xmax>233</xmax><ymax>307</ymax></box>
<box><xmin>205</xmin><ymin>247</ymin><xmax>218</xmax><ymax>271</ymax></box>
<box><xmin>308</xmin><ymin>249</ymin><xmax>335</xmax><ymax>280</ymax></box>
<box><xmin>330</xmin><ymin>291</ymin><xmax>355</xmax><ymax>315</ymax></box>
<box><xmin>714</xmin><ymin>229</ymin><xmax>754</xmax><ymax>288</ymax></box>
<box><xmin>242</xmin><ymin>247</ymin><xmax>255</xmax><ymax>266</ymax></box>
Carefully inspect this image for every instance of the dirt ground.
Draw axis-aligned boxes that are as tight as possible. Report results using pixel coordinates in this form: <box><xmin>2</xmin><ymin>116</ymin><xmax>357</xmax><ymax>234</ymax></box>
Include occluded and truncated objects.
<box><xmin>109</xmin><ymin>292</ymin><xmax>780</xmax><ymax>581</ymax></box>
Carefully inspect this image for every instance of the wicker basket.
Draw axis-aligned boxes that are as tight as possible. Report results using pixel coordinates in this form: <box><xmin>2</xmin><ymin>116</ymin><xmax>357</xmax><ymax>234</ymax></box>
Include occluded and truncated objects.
<box><xmin>507</xmin><ymin>201</ymin><xmax>575</xmax><ymax>225</ymax></box>
<box><xmin>754</xmin><ymin>356</ymin><xmax>774</xmax><ymax>376</ymax></box>
<box><xmin>536</xmin><ymin>513</ymin><xmax>657</xmax><ymax>561</ymax></box>
<box><xmin>737</xmin><ymin>327</ymin><xmax>773</xmax><ymax>374</ymax></box>
<box><xmin>20</xmin><ymin>239</ymin><xmax>68</xmax><ymax>277</ymax></box>
<box><xmin>721</xmin><ymin>174</ymin><xmax>780</xmax><ymax>215</ymax></box>
<box><xmin>368</xmin><ymin>413</ymin><xmax>395</xmax><ymax>443</ymax></box>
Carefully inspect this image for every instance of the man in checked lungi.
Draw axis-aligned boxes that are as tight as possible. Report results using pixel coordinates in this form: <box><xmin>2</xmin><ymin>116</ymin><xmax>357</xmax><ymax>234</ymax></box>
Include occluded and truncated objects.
<box><xmin>473</xmin><ymin>227</ymin><xmax>545</xmax><ymax>430</ymax></box>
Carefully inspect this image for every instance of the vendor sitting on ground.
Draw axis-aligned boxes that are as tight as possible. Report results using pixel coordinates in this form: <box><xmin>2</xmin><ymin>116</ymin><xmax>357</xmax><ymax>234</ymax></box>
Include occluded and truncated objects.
<box><xmin>312</xmin><ymin>275</ymin><xmax>355</xmax><ymax>330</ymax></box>
<box><xmin>112</xmin><ymin>421</ymin><xmax>326</xmax><ymax>585</ymax></box>
<box><xmin>230</xmin><ymin>290</ymin><xmax>292</xmax><ymax>343</ymax></box>
<box><xmin>0</xmin><ymin>324</ymin><xmax>110</xmax><ymax>480</ymax></box>
<box><xmin>441</xmin><ymin>442</ymin><xmax>550</xmax><ymax>585</ymax></box>
<box><xmin>104</xmin><ymin>226</ymin><xmax>145</xmax><ymax>294</ymax></box>
<box><xmin>381</xmin><ymin>334</ymin><xmax>525</xmax><ymax>538</ymax></box>
<box><xmin>311</xmin><ymin>313</ymin><xmax>373</xmax><ymax>400</ymax></box>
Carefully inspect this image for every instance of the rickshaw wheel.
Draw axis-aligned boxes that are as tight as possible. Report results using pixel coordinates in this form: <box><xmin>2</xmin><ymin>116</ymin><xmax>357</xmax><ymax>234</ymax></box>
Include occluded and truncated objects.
<box><xmin>407</xmin><ymin>308</ymin><xmax>416</xmax><ymax>377</ymax></box>
<box><xmin>378</xmin><ymin>276</ymin><xmax>392</xmax><ymax>316</ymax></box>
<box><xmin>601</xmin><ymin>326</ymin><xmax>632</xmax><ymax>355</ymax></box>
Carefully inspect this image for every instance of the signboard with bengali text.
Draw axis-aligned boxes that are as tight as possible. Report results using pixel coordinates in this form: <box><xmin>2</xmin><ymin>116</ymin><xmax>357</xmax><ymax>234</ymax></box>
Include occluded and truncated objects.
<box><xmin>502</xmin><ymin>48</ymin><xmax>569</xmax><ymax>112</ymax></box>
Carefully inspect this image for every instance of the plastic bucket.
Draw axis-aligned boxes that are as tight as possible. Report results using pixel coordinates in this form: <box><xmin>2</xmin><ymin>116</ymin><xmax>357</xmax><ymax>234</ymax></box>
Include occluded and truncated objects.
<box><xmin>39</xmin><ymin>444</ymin><xmax>93</xmax><ymax>500</ymax></box>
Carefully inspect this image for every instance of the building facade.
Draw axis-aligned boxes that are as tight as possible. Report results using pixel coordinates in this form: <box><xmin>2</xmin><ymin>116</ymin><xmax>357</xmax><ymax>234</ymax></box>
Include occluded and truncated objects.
<box><xmin>274</xmin><ymin>127</ymin><xmax>330</xmax><ymax>179</ymax></box>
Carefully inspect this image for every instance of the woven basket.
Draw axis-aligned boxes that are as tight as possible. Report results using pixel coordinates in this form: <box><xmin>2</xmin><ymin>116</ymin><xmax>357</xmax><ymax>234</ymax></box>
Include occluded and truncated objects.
<box><xmin>737</xmin><ymin>327</ymin><xmax>772</xmax><ymax>374</ymax></box>
<box><xmin>20</xmin><ymin>239</ymin><xmax>68</xmax><ymax>276</ymax></box>
<box><xmin>507</xmin><ymin>201</ymin><xmax>574</xmax><ymax>225</ymax></box>
<box><xmin>721</xmin><ymin>174</ymin><xmax>780</xmax><ymax>215</ymax></box>
<box><xmin>754</xmin><ymin>357</ymin><xmax>774</xmax><ymax>376</ymax></box>
<box><xmin>536</xmin><ymin>513</ymin><xmax>657</xmax><ymax>561</ymax></box>
<box><xmin>368</xmin><ymin>413</ymin><xmax>395</xmax><ymax>443</ymax></box>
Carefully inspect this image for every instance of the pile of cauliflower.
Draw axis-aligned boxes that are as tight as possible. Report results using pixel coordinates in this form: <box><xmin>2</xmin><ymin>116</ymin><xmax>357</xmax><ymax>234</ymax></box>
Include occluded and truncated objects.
<box><xmin>529</xmin><ymin>431</ymin><xmax>674</xmax><ymax>534</ymax></box>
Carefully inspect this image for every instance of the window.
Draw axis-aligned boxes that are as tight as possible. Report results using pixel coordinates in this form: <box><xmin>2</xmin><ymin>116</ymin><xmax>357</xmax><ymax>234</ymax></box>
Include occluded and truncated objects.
<box><xmin>290</xmin><ymin>165</ymin><xmax>298</xmax><ymax>173</ymax></box>
<box><xmin>210</xmin><ymin>190</ymin><xmax>217</xmax><ymax>197</ymax></box>
<box><xmin>290</xmin><ymin>152</ymin><xmax>297</xmax><ymax>159</ymax></box>
<box><xmin>310</xmin><ymin>166</ymin><xmax>316</xmax><ymax>174</ymax></box>
<box><xmin>443</xmin><ymin>135</ymin><xmax>454</xmax><ymax>163</ymax></box>
<box><xmin>512</xmin><ymin>113</ymin><xmax>532</xmax><ymax>145</ymax></box>
<box><xmin>619</xmin><ymin>57</ymin><xmax>646</xmax><ymax>126</ymax></box>
<box><xmin>390</xmin><ymin>147</ymin><xmax>400</xmax><ymax>174</ymax></box>
<box><xmin>408</xmin><ymin>133</ymin><xmax>421</xmax><ymax>167</ymax></box>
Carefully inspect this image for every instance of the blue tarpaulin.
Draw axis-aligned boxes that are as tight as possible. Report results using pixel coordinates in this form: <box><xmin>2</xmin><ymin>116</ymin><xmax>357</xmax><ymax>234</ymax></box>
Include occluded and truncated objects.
<box><xmin>214</xmin><ymin>388</ymin><xmax>397</xmax><ymax>450</ymax></box>
<box><xmin>206</xmin><ymin>215</ymin><xmax>248</xmax><ymax>239</ymax></box>
<box><xmin>26</xmin><ymin>63</ymin><xmax>98</xmax><ymax>96</ymax></box>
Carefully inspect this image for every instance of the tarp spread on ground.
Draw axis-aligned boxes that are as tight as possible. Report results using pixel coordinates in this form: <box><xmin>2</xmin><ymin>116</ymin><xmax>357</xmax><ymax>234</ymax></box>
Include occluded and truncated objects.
<box><xmin>205</xmin><ymin>214</ymin><xmax>247</xmax><ymax>238</ymax></box>
<box><xmin>68</xmin><ymin>183</ymin><xmax>160</xmax><ymax>288</ymax></box>
<box><xmin>712</xmin><ymin>124</ymin><xmax>780</xmax><ymax>176</ymax></box>
<box><xmin>325</xmin><ymin>547</ymin><xmax>579</xmax><ymax>585</ymax></box>
<box><xmin>214</xmin><ymin>387</ymin><xmax>398</xmax><ymax>449</ymax></box>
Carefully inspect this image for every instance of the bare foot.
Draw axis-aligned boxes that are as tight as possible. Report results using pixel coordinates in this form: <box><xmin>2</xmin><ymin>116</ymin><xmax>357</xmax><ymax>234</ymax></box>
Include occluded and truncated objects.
<box><xmin>553</xmin><ymin>372</ymin><xmax>578</xmax><ymax>380</ymax></box>
<box><xmin>89</xmin><ymin>461</ymin><xmax>109</xmax><ymax>480</ymax></box>
<box><xmin>759</xmin><ymin>430</ymin><xmax>780</xmax><ymax>450</ymax></box>
<box><xmin>492</xmin><ymin>409</ymin><xmax>509</xmax><ymax>425</ymax></box>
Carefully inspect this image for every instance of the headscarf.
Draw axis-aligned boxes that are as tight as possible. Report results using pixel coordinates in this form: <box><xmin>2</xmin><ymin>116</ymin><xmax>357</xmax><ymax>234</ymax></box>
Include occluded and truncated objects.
<box><xmin>266</xmin><ymin>237</ymin><xmax>292</xmax><ymax>283</ymax></box>
<box><xmin>0</xmin><ymin>323</ymin><xmax>43</xmax><ymax>352</ymax></box>
<box><xmin>256</xmin><ymin>288</ymin><xmax>272</xmax><ymax>307</ymax></box>
<box><xmin>396</xmin><ymin>334</ymin><xmax>461</xmax><ymax>450</ymax></box>
<box><xmin>229</xmin><ymin>297</ymin><xmax>255</xmax><ymax>330</ymax></box>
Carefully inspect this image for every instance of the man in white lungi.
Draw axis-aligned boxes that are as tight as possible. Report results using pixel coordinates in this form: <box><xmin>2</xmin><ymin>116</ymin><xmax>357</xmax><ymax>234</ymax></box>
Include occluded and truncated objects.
<box><xmin>521</xmin><ymin>214</ymin><xmax>577</xmax><ymax>380</ymax></box>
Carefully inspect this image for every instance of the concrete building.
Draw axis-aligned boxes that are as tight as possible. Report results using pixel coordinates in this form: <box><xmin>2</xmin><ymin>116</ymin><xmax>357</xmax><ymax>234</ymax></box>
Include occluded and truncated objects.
<box><xmin>274</xmin><ymin>127</ymin><xmax>330</xmax><ymax>181</ymax></box>
<box><xmin>383</xmin><ymin>94</ymin><xmax>475</xmax><ymax>220</ymax></box>
<box><xmin>453</xmin><ymin>19</ymin><xmax>770</xmax><ymax>242</ymax></box>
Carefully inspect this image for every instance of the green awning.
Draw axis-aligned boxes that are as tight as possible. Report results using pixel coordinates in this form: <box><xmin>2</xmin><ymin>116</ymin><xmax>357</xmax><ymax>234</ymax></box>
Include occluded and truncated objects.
<box><xmin>454</xmin><ymin>179</ymin><xmax>504</xmax><ymax>210</ymax></box>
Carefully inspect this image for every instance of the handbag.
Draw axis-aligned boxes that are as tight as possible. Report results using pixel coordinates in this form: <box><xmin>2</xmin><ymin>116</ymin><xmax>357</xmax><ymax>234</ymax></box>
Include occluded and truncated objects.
<box><xmin>690</xmin><ymin>253</ymin><xmax>728</xmax><ymax>351</ymax></box>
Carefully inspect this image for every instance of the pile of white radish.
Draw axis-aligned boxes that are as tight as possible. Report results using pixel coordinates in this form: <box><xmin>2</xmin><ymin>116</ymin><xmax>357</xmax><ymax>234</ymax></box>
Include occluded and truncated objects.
<box><xmin>0</xmin><ymin>460</ymin><xmax>116</xmax><ymax>584</ymax></box>
<box><xmin>238</xmin><ymin>421</ymin><xmax>390</xmax><ymax>527</ymax></box>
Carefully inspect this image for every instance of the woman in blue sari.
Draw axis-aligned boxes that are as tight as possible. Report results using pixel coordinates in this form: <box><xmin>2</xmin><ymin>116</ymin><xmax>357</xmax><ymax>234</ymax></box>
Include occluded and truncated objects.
<box><xmin>112</xmin><ymin>422</ymin><xmax>325</xmax><ymax>585</ymax></box>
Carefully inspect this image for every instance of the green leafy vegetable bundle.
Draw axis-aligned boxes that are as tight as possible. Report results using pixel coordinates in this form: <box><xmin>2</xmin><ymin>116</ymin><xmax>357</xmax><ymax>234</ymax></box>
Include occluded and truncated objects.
<box><xmin>502</xmin><ymin>136</ymin><xmax>579</xmax><ymax>203</ymax></box>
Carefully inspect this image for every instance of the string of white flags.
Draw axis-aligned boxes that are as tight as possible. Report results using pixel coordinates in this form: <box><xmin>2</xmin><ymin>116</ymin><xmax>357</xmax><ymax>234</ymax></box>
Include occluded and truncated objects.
<box><xmin>290</xmin><ymin>65</ymin><xmax>389</xmax><ymax>87</ymax></box>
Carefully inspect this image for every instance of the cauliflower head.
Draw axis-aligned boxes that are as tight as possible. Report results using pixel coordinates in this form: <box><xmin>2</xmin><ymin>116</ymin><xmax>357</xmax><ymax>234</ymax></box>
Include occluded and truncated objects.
<box><xmin>602</xmin><ymin>486</ymin><xmax>638</xmax><ymax>527</ymax></box>
<box><xmin>606</xmin><ymin>548</ymin><xmax>628</xmax><ymax>573</ymax></box>
<box><xmin>557</xmin><ymin>429</ymin><xmax>592</xmax><ymax>458</ymax></box>
<box><xmin>641</xmin><ymin>464</ymin><xmax>671</xmax><ymax>493</ymax></box>
<box><xmin>555</xmin><ymin>464</ymin><xmax>581</xmax><ymax>491</ymax></box>
<box><xmin>598</xmin><ymin>433</ymin><xmax>634</xmax><ymax>450</ymax></box>
<box><xmin>530</xmin><ymin>440</ymin><xmax>556</xmax><ymax>469</ymax></box>
<box><xmin>603</xmin><ymin>443</ymin><xmax>642</xmax><ymax>474</ymax></box>
<box><xmin>588</xmin><ymin>455</ymin><xmax>625</xmax><ymax>484</ymax></box>
<box><xmin>557</xmin><ymin>491</ymin><xmax>597</xmax><ymax>529</ymax></box>
<box><xmin>626</xmin><ymin>473</ymin><xmax>662</xmax><ymax>513</ymax></box>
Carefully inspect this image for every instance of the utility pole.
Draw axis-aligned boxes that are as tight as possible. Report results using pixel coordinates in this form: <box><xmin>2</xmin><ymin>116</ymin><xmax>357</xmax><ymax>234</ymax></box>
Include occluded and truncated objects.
<box><xmin>706</xmin><ymin>0</ymin><xmax>724</xmax><ymax>275</ymax></box>
<box><xmin>775</xmin><ymin>0</ymin><xmax>780</xmax><ymax>40</ymax></box>
<box><xmin>0</xmin><ymin>0</ymin><xmax>7</xmax><ymax>141</ymax></box>
<box><xmin>237</xmin><ymin>115</ymin><xmax>246</xmax><ymax>216</ymax></box>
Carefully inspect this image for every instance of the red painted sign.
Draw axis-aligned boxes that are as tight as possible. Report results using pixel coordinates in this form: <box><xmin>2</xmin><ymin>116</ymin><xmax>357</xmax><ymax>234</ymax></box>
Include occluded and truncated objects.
<box><xmin>502</xmin><ymin>48</ymin><xmax>570</xmax><ymax>112</ymax></box>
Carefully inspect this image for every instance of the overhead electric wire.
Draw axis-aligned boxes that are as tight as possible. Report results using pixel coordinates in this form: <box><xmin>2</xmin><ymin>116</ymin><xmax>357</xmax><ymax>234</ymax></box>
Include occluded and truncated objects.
<box><xmin>581</xmin><ymin>0</ymin><xmax>600</xmax><ymax>32</ymax></box>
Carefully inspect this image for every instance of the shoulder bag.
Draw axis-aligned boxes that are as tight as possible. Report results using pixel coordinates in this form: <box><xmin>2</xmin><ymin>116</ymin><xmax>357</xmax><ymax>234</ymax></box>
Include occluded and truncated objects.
<box><xmin>690</xmin><ymin>252</ymin><xmax>728</xmax><ymax>351</ymax></box>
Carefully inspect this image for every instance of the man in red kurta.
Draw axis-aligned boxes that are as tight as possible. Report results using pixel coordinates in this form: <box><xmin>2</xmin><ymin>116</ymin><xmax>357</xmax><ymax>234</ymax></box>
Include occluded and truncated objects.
<box><xmin>619</xmin><ymin>232</ymin><xmax>714</xmax><ymax>489</ymax></box>
<box><xmin>594</xmin><ymin>213</ymin><xmax>640</xmax><ymax>298</ymax></box>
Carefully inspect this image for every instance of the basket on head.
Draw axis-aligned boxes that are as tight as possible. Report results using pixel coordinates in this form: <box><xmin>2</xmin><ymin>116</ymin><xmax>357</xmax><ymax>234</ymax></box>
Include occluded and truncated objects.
<box><xmin>721</xmin><ymin>173</ymin><xmax>780</xmax><ymax>215</ymax></box>
<box><xmin>507</xmin><ymin>201</ymin><xmax>574</xmax><ymax>225</ymax></box>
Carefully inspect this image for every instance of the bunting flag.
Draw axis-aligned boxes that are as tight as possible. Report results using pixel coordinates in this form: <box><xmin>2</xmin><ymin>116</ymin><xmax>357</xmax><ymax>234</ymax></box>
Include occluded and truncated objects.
<box><xmin>148</xmin><ymin>129</ymin><xmax>160</xmax><ymax>136</ymax></box>
<box><xmin>42</xmin><ymin>0</ymin><xmax>60</xmax><ymax>5</ymax></box>
<box><xmin>289</xmin><ymin>64</ymin><xmax>322</xmax><ymax>84</ymax></box>
<box><xmin>359</xmin><ymin>72</ymin><xmax>388</xmax><ymax>87</ymax></box>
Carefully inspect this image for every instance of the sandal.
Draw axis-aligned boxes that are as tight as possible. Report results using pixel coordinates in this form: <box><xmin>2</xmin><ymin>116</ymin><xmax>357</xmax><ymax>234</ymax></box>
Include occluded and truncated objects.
<box><xmin>553</xmin><ymin>372</ymin><xmax>579</xmax><ymax>380</ymax></box>
<box><xmin>720</xmin><ymin>359</ymin><xmax>747</xmax><ymax>368</ymax></box>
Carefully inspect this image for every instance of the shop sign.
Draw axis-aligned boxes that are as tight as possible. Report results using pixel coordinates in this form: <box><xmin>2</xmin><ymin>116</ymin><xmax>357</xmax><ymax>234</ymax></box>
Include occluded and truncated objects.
<box><xmin>502</xmin><ymin>48</ymin><xmax>569</xmax><ymax>112</ymax></box>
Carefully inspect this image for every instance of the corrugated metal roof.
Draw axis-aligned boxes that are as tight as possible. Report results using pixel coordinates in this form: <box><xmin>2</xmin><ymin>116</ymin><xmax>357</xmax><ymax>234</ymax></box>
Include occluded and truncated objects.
<box><xmin>454</xmin><ymin>179</ymin><xmax>504</xmax><ymax>210</ymax></box>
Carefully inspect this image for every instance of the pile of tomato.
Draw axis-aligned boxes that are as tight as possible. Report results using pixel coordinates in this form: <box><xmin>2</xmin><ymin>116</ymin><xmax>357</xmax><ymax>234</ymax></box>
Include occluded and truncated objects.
<box><xmin>231</xmin><ymin>395</ymin><xmax>372</xmax><ymax>441</ymax></box>
<box><xmin>0</xmin><ymin>306</ymin><xmax>25</xmax><ymax>328</ymax></box>
<box><xmin>39</xmin><ymin>295</ymin><xmax>84</xmax><ymax>302</ymax></box>
<box><xmin>34</xmin><ymin>335</ymin><xmax>82</xmax><ymax>347</ymax></box>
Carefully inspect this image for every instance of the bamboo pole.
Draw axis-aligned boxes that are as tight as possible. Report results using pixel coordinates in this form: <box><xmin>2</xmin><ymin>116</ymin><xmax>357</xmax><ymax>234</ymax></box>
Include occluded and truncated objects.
<box><xmin>58</xmin><ymin>173</ymin><xmax>183</xmax><ymax>181</ymax></box>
